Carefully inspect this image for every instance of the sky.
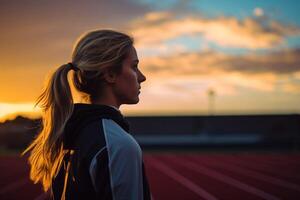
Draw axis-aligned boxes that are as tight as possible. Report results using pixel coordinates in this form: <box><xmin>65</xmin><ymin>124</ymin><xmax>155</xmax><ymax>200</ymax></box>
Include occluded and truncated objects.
<box><xmin>0</xmin><ymin>0</ymin><xmax>300</xmax><ymax>120</ymax></box>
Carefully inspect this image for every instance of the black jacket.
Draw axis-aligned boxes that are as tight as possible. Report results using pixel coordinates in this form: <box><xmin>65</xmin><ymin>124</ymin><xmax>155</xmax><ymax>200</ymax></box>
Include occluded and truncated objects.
<box><xmin>51</xmin><ymin>103</ymin><xmax>151</xmax><ymax>200</ymax></box>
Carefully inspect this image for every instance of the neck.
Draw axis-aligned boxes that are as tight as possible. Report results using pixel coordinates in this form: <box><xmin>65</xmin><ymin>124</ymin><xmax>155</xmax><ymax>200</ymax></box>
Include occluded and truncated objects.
<box><xmin>91</xmin><ymin>99</ymin><xmax>120</xmax><ymax>108</ymax></box>
<box><xmin>90</xmin><ymin>87</ymin><xmax>120</xmax><ymax>109</ymax></box>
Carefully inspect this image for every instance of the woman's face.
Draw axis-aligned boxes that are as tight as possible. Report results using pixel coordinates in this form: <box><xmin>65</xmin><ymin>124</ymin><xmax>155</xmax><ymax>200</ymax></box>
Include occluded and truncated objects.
<box><xmin>113</xmin><ymin>46</ymin><xmax>146</xmax><ymax>105</ymax></box>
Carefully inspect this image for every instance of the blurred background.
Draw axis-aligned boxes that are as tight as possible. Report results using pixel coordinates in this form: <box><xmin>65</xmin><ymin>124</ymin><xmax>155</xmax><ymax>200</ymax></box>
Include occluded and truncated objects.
<box><xmin>0</xmin><ymin>0</ymin><xmax>300</xmax><ymax>199</ymax></box>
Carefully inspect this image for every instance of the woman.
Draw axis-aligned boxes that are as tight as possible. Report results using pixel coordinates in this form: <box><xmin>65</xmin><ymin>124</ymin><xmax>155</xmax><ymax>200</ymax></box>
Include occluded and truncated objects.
<box><xmin>24</xmin><ymin>30</ymin><xmax>151</xmax><ymax>200</ymax></box>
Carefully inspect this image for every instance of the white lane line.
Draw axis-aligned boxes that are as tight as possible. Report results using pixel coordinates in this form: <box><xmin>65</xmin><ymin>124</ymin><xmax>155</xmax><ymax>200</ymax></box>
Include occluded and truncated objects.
<box><xmin>168</xmin><ymin>155</ymin><xmax>280</xmax><ymax>200</ymax></box>
<box><xmin>34</xmin><ymin>192</ymin><xmax>49</xmax><ymax>200</ymax></box>
<box><xmin>254</xmin><ymin>155</ymin><xmax>300</xmax><ymax>166</ymax></box>
<box><xmin>234</xmin><ymin>155</ymin><xmax>300</xmax><ymax>168</ymax></box>
<box><xmin>0</xmin><ymin>177</ymin><xmax>28</xmax><ymax>194</ymax></box>
<box><xmin>151</xmin><ymin>194</ymin><xmax>155</xmax><ymax>200</ymax></box>
<box><xmin>148</xmin><ymin>156</ymin><xmax>218</xmax><ymax>200</ymax></box>
<box><xmin>225</xmin><ymin>155</ymin><xmax>300</xmax><ymax>179</ymax></box>
<box><xmin>201</xmin><ymin>156</ymin><xmax>300</xmax><ymax>192</ymax></box>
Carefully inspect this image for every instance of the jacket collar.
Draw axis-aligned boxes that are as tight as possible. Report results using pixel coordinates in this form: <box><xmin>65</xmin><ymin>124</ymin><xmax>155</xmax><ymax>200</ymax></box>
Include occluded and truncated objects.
<box><xmin>63</xmin><ymin>103</ymin><xmax>130</xmax><ymax>149</ymax></box>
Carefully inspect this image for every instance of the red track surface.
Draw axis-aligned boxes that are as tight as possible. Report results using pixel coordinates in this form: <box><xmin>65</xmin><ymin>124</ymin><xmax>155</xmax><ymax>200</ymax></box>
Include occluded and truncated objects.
<box><xmin>0</xmin><ymin>153</ymin><xmax>299</xmax><ymax>200</ymax></box>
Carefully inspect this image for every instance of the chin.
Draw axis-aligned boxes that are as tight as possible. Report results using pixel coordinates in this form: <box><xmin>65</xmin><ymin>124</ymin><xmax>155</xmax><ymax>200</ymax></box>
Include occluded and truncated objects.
<box><xmin>125</xmin><ymin>97</ymin><xmax>139</xmax><ymax>105</ymax></box>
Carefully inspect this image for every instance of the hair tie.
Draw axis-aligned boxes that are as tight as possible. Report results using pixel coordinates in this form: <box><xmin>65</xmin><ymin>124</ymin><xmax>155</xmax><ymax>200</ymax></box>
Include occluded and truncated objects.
<box><xmin>68</xmin><ymin>62</ymin><xmax>79</xmax><ymax>71</ymax></box>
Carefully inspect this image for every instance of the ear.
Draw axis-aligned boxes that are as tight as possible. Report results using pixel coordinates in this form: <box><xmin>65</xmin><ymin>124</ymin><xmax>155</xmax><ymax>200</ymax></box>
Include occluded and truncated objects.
<box><xmin>103</xmin><ymin>69</ymin><xmax>117</xmax><ymax>83</ymax></box>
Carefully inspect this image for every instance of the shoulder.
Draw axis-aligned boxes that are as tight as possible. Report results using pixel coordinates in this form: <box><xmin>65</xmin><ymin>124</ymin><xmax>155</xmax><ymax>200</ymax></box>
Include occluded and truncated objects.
<box><xmin>73</xmin><ymin>118</ymin><xmax>142</xmax><ymax>164</ymax></box>
<box><xmin>101</xmin><ymin>118</ymin><xmax>142</xmax><ymax>156</ymax></box>
<box><xmin>75</xmin><ymin>119</ymin><xmax>106</xmax><ymax>149</ymax></box>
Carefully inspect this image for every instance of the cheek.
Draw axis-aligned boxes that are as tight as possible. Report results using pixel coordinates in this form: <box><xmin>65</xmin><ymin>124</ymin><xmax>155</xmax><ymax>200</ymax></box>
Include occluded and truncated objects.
<box><xmin>126</xmin><ymin>75</ymin><xmax>139</xmax><ymax>93</ymax></box>
<box><xmin>117</xmin><ymin>72</ymin><xmax>138</xmax><ymax>93</ymax></box>
<box><xmin>125</xmin><ymin>71</ymin><xmax>138</xmax><ymax>85</ymax></box>
<box><xmin>114</xmin><ymin>73</ymin><xmax>139</xmax><ymax>103</ymax></box>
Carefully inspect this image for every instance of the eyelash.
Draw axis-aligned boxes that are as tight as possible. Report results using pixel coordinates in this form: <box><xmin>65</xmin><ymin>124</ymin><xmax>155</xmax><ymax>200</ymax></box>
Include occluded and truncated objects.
<box><xmin>133</xmin><ymin>65</ymin><xmax>138</xmax><ymax>71</ymax></box>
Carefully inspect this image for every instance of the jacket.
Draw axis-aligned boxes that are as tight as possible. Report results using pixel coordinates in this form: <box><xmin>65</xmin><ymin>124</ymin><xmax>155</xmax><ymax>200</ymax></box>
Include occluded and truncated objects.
<box><xmin>51</xmin><ymin>103</ymin><xmax>152</xmax><ymax>200</ymax></box>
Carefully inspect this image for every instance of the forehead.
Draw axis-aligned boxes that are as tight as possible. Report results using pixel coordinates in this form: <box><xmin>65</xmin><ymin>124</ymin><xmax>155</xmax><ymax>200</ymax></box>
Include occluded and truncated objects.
<box><xmin>127</xmin><ymin>46</ymin><xmax>138</xmax><ymax>62</ymax></box>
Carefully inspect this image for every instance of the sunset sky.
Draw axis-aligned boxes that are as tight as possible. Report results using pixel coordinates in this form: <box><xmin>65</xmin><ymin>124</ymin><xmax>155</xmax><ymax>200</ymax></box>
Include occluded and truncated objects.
<box><xmin>1</xmin><ymin>0</ymin><xmax>300</xmax><ymax>120</ymax></box>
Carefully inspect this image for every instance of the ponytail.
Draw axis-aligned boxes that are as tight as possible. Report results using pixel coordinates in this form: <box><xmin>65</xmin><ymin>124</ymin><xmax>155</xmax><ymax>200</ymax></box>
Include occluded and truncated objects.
<box><xmin>23</xmin><ymin>63</ymin><xmax>74</xmax><ymax>191</ymax></box>
<box><xmin>23</xmin><ymin>29</ymin><xmax>134</xmax><ymax>191</ymax></box>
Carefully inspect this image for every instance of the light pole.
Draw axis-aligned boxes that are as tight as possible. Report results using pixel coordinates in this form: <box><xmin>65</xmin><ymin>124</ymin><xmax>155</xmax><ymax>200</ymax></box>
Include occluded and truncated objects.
<box><xmin>207</xmin><ymin>88</ymin><xmax>216</xmax><ymax>115</ymax></box>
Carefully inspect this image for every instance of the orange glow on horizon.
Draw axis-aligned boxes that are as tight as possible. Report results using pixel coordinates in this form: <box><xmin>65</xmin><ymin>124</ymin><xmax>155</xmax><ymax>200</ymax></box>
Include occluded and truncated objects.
<box><xmin>0</xmin><ymin>103</ymin><xmax>41</xmax><ymax>122</ymax></box>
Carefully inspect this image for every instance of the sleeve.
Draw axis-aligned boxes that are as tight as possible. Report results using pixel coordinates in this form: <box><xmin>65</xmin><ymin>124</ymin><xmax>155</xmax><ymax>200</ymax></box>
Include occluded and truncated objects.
<box><xmin>108</xmin><ymin>139</ymin><xmax>144</xmax><ymax>200</ymax></box>
<box><xmin>89</xmin><ymin>146</ymin><xmax>114</xmax><ymax>200</ymax></box>
<box><xmin>89</xmin><ymin>119</ymin><xmax>144</xmax><ymax>200</ymax></box>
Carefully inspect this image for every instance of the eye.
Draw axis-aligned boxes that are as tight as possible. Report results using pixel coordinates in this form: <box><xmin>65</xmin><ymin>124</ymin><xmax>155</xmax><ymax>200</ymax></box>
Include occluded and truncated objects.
<box><xmin>132</xmin><ymin>64</ymin><xmax>138</xmax><ymax>71</ymax></box>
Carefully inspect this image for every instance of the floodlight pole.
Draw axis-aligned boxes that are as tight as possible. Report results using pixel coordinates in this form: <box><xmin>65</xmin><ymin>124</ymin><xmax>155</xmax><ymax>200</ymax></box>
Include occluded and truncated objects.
<box><xmin>207</xmin><ymin>88</ymin><xmax>215</xmax><ymax>116</ymax></box>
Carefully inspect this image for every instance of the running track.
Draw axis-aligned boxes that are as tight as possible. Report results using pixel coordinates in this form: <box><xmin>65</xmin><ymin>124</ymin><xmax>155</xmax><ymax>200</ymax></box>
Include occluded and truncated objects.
<box><xmin>0</xmin><ymin>153</ymin><xmax>299</xmax><ymax>200</ymax></box>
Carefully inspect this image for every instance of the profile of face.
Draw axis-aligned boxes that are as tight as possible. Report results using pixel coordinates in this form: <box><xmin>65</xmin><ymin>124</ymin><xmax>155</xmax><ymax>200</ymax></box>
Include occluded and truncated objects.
<box><xmin>112</xmin><ymin>46</ymin><xmax>146</xmax><ymax>105</ymax></box>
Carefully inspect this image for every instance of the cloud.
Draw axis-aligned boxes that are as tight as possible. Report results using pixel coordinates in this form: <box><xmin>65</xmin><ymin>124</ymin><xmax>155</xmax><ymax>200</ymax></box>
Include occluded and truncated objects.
<box><xmin>141</xmin><ymin>11</ymin><xmax>173</xmax><ymax>22</ymax></box>
<box><xmin>130</xmin><ymin>11</ymin><xmax>300</xmax><ymax>50</ymax></box>
<box><xmin>139</xmin><ymin>48</ymin><xmax>300</xmax><ymax>94</ymax></box>
<box><xmin>0</xmin><ymin>0</ymin><xmax>152</xmax><ymax>103</ymax></box>
<box><xmin>0</xmin><ymin>0</ymin><xmax>150</xmax><ymax>30</ymax></box>
<box><xmin>0</xmin><ymin>0</ymin><xmax>151</xmax><ymax>70</ymax></box>
<box><xmin>281</xmin><ymin>83</ymin><xmax>300</xmax><ymax>93</ymax></box>
<box><xmin>133</xmin><ymin>11</ymin><xmax>300</xmax><ymax>95</ymax></box>
<box><xmin>1</xmin><ymin>1</ymin><xmax>299</xmax><ymax>108</ymax></box>
<box><xmin>222</xmin><ymin>49</ymin><xmax>300</xmax><ymax>74</ymax></box>
<box><xmin>141</xmin><ymin>48</ymin><xmax>300</xmax><ymax>75</ymax></box>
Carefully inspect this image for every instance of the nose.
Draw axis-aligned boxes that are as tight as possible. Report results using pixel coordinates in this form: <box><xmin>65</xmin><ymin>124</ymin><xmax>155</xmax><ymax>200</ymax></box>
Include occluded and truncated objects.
<box><xmin>138</xmin><ymin>69</ymin><xmax>146</xmax><ymax>83</ymax></box>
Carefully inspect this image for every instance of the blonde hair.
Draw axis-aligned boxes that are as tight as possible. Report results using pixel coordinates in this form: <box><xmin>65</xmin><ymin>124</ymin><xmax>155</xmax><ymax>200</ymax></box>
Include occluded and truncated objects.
<box><xmin>23</xmin><ymin>30</ymin><xmax>133</xmax><ymax>191</ymax></box>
